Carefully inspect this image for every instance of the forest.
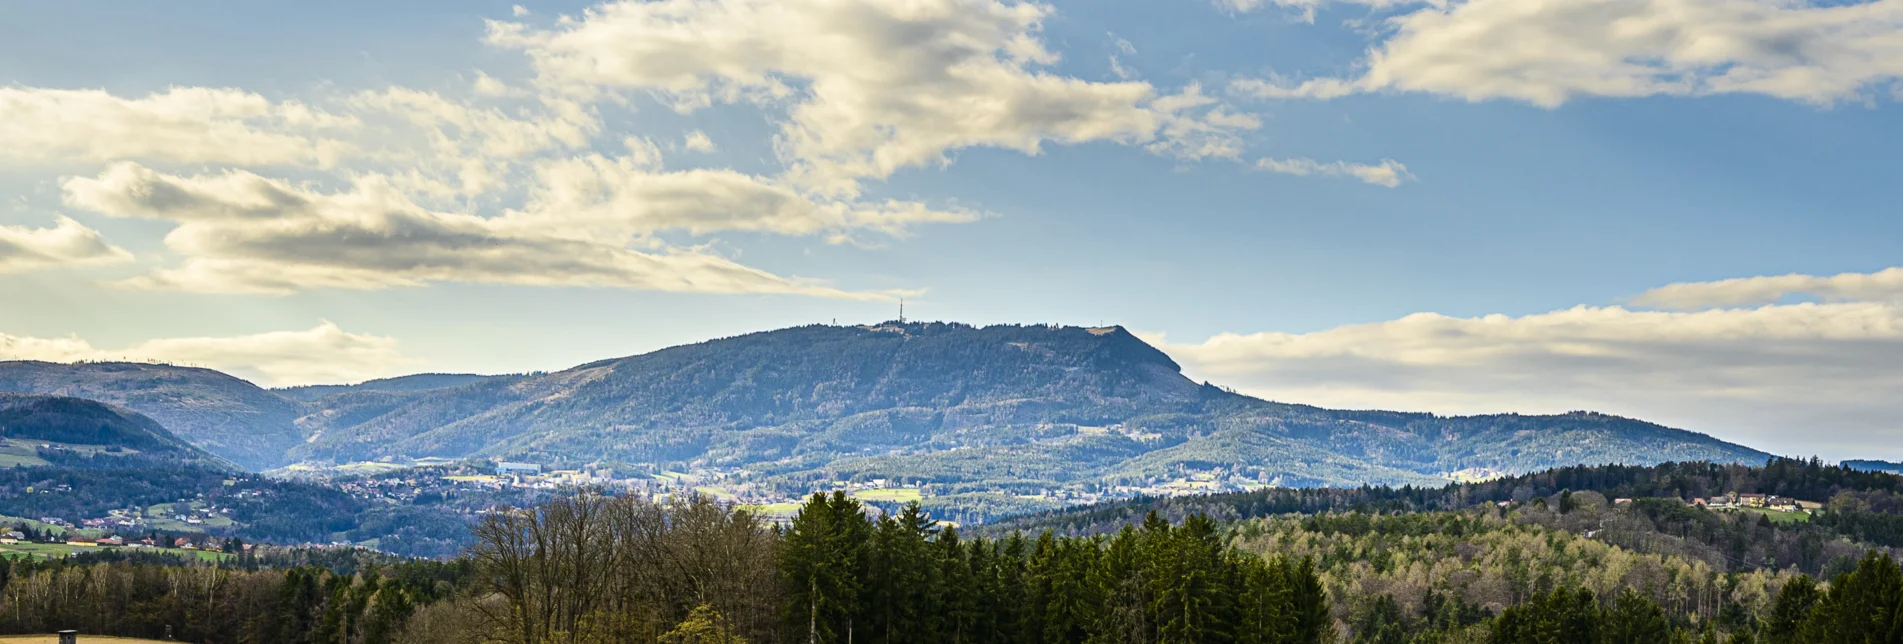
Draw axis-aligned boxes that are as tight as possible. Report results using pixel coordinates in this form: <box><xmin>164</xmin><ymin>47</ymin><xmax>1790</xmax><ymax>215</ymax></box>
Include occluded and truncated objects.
<box><xmin>0</xmin><ymin>459</ymin><xmax>1899</xmax><ymax>642</ymax></box>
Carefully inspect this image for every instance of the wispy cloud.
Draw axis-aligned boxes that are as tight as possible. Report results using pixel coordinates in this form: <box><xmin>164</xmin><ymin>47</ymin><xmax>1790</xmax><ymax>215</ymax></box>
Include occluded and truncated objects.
<box><xmin>1231</xmin><ymin>0</ymin><xmax>1903</xmax><ymax>107</ymax></box>
<box><xmin>0</xmin><ymin>321</ymin><xmax>413</xmax><ymax>386</ymax></box>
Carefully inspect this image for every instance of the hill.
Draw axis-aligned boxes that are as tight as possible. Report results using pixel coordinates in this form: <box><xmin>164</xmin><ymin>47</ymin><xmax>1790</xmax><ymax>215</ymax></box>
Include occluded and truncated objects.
<box><xmin>274</xmin><ymin>373</ymin><xmax>502</xmax><ymax>402</ymax></box>
<box><xmin>0</xmin><ymin>361</ymin><xmax>302</xmax><ymax>471</ymax></box>
<box><xmin>284</xmin><ymin>322</ymin><xmax>1771</xmax><ymax>504</ymax></box>
<box><xmin>0</xmin><ymin>393</ymin><xmax>229</xmax><ymax>469</ymax></box>
<box><xmin>0</xmin><ymin>323</ymin><xmax>1774</xmax><ymax>504</ymax></box>
<box><xmin>1844</xmin><ymin>459</ymin><xmax>1903</xmax><ymax>475</ymax></box>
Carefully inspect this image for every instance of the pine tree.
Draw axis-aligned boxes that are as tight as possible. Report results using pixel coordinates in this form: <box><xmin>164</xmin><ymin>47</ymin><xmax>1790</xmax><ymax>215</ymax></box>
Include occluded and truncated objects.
<box><xmin>1799</xmin><ymin>551</ymin><xmax>1902</xmax><ymax>642</ymax></box>
<box><xmin>781</xmin><ymin>492</ymin><xmax>869</xmax><ymax>644</ymax></box>
<box><xmin>1600</xmin><ymin>588</ymin><xmax>1670</xmax><ymax>644</ymax></box>
<box><xmin>1760</xmin><ymin>575</ymin><xmax>1818</xmax><ymax>644</ymax></box>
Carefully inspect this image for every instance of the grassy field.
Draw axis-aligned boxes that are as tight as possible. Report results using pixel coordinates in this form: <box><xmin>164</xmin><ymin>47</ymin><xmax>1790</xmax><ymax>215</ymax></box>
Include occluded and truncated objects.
<box><xmin>1735</xmin><ymin>506</ymin><xmax>1811</xmax><ymax>524</ymax></box>
<box><xmin>851</xmin><ymin>487</ymin><xmax>924</xmax><ymax>503</ymax></box>
<box><xmin>0</xmin><ymin>636</ymin><xmax>178</xmax><ymax>643</ymax></box>
<box><xmin>0</xmin><ymin>542</ymin><xmax>230</xmax><ymax>562</ymax></box>
<box><xmin>0</xmin><ymin>515</ymin><xmax>80</xmax><ymax>538</ymax></box>
<box><xmin>741</xmin><ymin>502</ymin><xmax>802</xmax><ymax>517</ymax></box>
<box><xmin>142</xmin><ymin>502</ymin><xmax>233</xmax><ymax>532</ymax></box>
<box><xmin>0</xmin><ymin>440</ymin><xmax>150</xmax><ymax>469</ymax></box>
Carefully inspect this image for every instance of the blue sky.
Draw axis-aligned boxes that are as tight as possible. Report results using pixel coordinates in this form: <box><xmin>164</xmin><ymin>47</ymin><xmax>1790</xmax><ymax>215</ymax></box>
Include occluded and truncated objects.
<box><xmin>2</xmin><ymin>0</ymin><xmax>1901</xmax><ymax>458</ymax></box>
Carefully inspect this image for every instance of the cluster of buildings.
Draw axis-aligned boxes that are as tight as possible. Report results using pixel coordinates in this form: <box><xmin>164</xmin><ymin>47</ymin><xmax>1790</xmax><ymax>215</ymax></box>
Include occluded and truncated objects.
<box><xmin>0</xmin><ymin>528</ymin><xmax>237</xmax><ymax>552</ymax></box>
<box><xmin>1691</xmin><ymin>492</ymin><xmax>1807</xmax><ymax>513</ymax></box>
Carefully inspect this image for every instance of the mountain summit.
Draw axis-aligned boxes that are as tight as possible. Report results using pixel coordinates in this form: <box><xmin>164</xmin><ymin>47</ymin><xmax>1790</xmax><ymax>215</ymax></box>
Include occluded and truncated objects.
<box><xmin>1</xmin><ymin>322</ymin><xmax>1771</xmax><ymax>496</ymax></box>
<box><xmin>285</xmin><ymin>322</ymin><xmax>1768</xmax><ymax>487</ymax></box>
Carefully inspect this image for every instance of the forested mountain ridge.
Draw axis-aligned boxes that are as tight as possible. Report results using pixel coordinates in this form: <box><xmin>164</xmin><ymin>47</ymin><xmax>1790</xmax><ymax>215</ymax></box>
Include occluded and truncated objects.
<box><xmin>284</xmin><ymin>322</ymin><xmax>1770</xmax><ymax>491</ymax></box>
<box><xmin>274</xmin><ymin>373</ymin><xmax>503</xmax><ymax>402</ymax></box>
<box><xmin>0</xmin><ymin>393</ymin><xmax>230</xmax><ymax>469</ymax></box>
<box><xmin>0</xmin><ymin>323</ymin><xmax>1772</xmax><ymax>492</ymax></box>
<box><xmin>0</xmin><ymin>362</ymin><xmax>297</xmax><ymax>470</ymax></box>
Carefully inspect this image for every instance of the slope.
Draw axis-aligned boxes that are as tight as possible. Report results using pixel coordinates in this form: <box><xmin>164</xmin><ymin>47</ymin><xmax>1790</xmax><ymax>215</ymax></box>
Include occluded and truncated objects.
<box><xmin>0</xmin><ymin>393</ymin><xmax>231</xmax><ymax>469</ymax></box>
<box><xmin>0</xmin><ymin>361</ymin><xmax>302</xmax><ymax>470</ymax></box>
<box><xmin>290</xmin><ymin>322</ymin><xmax>1772</xmax><ymax>491</ymax></box>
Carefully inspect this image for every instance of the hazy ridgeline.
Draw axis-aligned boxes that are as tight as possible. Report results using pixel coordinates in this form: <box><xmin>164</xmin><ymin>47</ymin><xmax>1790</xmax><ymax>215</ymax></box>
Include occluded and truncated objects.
<box><xmin>0</xmin><ymin>488</ymin><xmax>1898</xmax><ymax>642</ymax></box>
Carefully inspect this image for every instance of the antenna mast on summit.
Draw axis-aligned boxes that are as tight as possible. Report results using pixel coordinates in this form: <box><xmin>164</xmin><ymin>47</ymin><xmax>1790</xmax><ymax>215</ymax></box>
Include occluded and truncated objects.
<box><xmin>899</xmin><ymin>298</ymin><xmax>905</xmax><ymax>323</ymax></box>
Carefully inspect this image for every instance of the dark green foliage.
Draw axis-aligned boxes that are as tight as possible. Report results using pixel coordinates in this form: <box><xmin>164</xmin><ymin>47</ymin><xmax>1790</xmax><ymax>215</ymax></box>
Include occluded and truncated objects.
<box><xmin>0</xmin><ymin>558</ymin><xmax>462</xmax><ymax>643</ymax></box>
<box><xmin>997</xmin><ymin>457</ymin><xmax>1903</xmax><ymax>577</ymax></box>
<box><xmin>1489</xmin><ymin>587</ymin><xmax>1600</xmax><ymax>644</ymax></box>
<box><xmin>1600</xmin><ymin>589</ymin><xmax>1672</xmax><ymax>644</ymax></box>
<box><xmin>777</xmin><ymin>502</ymin><xmax>1330</xmax><ymax>644</ymax></box>
<box><xmin>1798</xmin><ymin>551</ymin><xmax>1903</xmax><ymax>642</ymax></box>
<box><xmin>0</xmin><ymin>393</ymin><xmax>226</xmax><ymax>467</ymax></box>
<box><xmin>1760</xmin><ymin>575</ymin><xmax>1818</xmax><ymax>644</ymax></box>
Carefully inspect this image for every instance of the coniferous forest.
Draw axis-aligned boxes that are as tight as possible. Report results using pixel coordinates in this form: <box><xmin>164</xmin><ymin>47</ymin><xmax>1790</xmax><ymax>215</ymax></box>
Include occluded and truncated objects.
<box><xmin>0</xmin><ymin>462</ymin><xmax>1900</xmax><ymax>642</ymax></box>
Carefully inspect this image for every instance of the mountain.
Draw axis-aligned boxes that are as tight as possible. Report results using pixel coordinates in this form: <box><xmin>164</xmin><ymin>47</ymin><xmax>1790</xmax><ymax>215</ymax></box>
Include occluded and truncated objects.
<box><xmin>1845</xmin><ymin>459</ymin><xmax>1903</xmax><ymax>475</ymax></box>
<box><xmin>286</xmin><ymin>322</ymin><xmax>1772</xmax><ymax>491</ymax></box>
<box><xmin>0</xmin><ymin>361</ymin><xmax>302</xmax><ymax>470</ymax></box>
<box><xmin>0</xmin><ymin>393</ymin><xmax>230</xmax><ymax>469</ymax></box>
<box><xmin>274</xmin><ymin>373</ymin><xmax>502</xmax><ymax>402</ymax></box>
<box><xmin>0</xmin><ymin>323</ymin><xmax>1774</xmax><ymax>491</ymax></box>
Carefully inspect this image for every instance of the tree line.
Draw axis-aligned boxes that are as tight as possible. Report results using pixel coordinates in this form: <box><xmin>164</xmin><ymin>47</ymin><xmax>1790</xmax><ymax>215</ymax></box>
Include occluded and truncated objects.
<box><xmin>0</xmin><ymin>485</ymin><xmax>1897</xmax><ymax>642</ymax></box>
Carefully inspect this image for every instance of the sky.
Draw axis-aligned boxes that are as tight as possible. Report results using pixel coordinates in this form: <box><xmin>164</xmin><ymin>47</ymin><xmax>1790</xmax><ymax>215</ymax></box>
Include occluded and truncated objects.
<box><xmin>1</xmin><ymin>0</ymin><xmax>1901</xmax><ymax>460</ymax></box>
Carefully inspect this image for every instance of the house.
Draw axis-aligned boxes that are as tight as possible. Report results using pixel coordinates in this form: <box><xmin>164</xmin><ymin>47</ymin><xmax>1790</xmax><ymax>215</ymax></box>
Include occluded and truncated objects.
<box><xmin>174</xmin><ymin>537</ymin><xmax>193</xmax><ymax>548</ymax></box>
<box><xmin>1614</xmin><ymin>498</ymin><xmax>1633</xmax><ymax>505</ymax></box>
<box><xmin>65</xmin><ymin>539</ymin><xmax>97</xmax><ymax>547</ymax></box>
<box><xmin>1691</xmin><ymin>498</ymin><xmax>1708</xmax><ymax>507</ymax></box>
<box><xmin>1740</xmin><ymin>493</ymin><xmax>1768</xmax><ymax>508</ymax></box>
<box><xmin>97</xmin><ymin>536</ymin><xmax>124</xmax><ymax>546</ymax></box>
<box><xmin>1770</xmin><ymin>499</ymin><xmax>1801</xmax><ymax>512</ymax></box>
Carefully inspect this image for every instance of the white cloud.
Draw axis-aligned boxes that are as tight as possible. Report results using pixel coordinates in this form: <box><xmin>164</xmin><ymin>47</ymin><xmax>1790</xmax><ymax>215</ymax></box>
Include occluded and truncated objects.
<box><xmin>0</xmin><ymin>216</ymin><xmax>133</xmax><ymax>273</ymax></box>
<box><xmin>487</xmin><ymin>0</ymin><xmax>1258</xmax><ymax>196</ymax></box>
<box><xmin>472</xmin><ymin>71</ymin><xmax>526</xmax><ymax>98</ymax></box>
<box><xmin>0</xmin><ymin>87</ymin><xmax>356</xmax><ymax>167</ymax></box>
<box><xmin>348</xmin><ymin>88</ymin><xmax>598</xmax><ymax>195</ymax></box>
<box><xmin>1154</xmin><ymin>301</ymin><xmax>1903</xmax><ymax>459</ymax></box>
<box><xmin>1233</xmin><ymin>0</ymin><xmax>1903</xmax><ymax>107</ymax></box>
<box><xmin>1634</xmin><ymin>267</ymin><xmax>1903</xmax><ymax>310</ymax></box>
<box><xmin>511</xmin><ymin>153</ymin><xmax>979</xmax><ymax>238</ymax></box>
<box><xmin>1216</xmin><ymin>0</ymin><xmax>1419</xmax><ymax>23</ymax></box>
<box><xmin>0</xmin><ymin>321</ymin><xmax>412</xmax><ymax>386</ymax></box>
<box><xmin>58</xmin><ymin>162</ymin><xmax>917</xmax><ymax>298</ymax></box>
<box><xmin>682</xmin><ymin>129</ymin><xmax>717</xmax><ymax>152</ymax></box>
<box><xmin>1254</xmin><ymin>156</ymin><xmax>1412</xmax><ymax>186</ymax></box>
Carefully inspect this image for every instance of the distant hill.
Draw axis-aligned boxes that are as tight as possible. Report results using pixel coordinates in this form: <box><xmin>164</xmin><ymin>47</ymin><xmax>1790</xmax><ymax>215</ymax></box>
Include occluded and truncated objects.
<box><xmin>0</xmin><ymin>323</ymin><xmax>1775</xmax><ymax>488</ymax></box>
<box><xmin>275</xmin><ymin>373</ymin><xmax>503</xmax><ymax>402</ymax></box>
<box><xmin>284</xmin><ymin>322</ymin><xmax>1772</xmax><ymax>490</ymax></box>
<box><xmin>0</xmin><ymin>361</ymin><xmax>302</xmax><ymax>470</ymax></box>
<box><xmin>0</xmin><ymin>393</ymin><xmax>230</xmax><ymax>469</ymax></box>
<box><xmin>1845</xmin><ymin>459</ymin><xmax>1903</xmax><ymax>475</ymax></box>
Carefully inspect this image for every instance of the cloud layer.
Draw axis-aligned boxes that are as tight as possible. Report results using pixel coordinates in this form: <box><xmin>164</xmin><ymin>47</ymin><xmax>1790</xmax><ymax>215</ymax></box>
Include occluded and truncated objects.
<box><xmin>1234</xmin><ymin>0</ymin><xmax>1903</xmax><ymax>107</ymax></box>
<box><xmin>489</xmin><ymin>0</ymin><xmax>1260</xmax><ymax>195</ymax></box>
<box><xmin>0</xmin><ymin>87</ymin><xmax>355</xmax><ymax>167</ymax></box>
<box><xmin>1156</xmin><ymin>275</ymin><xmax>1903</xmax><ymax>458</ymax></box>
<box><xmin>0</xmin><ymin>217</ymin><xmax>132</xmax><ymax>274</ymax></box>
<box><xmin>0</xmin><ymin>321</ymin><xmax>410</xmax><ymax>386</ymax></box>
<box><xmin>60</xmin><ymin>162</ymin><xmax>897</xmax><ymax>298</ymax></box>
<box><xmin>1634</xmin><ymin>267</ymin><xmax>1903</xmax><ymax>309</ymax></box>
